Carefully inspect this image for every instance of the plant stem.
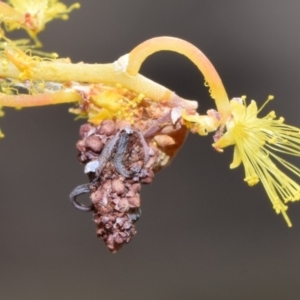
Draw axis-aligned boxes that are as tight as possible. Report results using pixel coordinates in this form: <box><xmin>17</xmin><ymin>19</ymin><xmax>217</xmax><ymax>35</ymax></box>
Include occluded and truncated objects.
<box><xmin>127</xmin><ymin>37</ymin><xmax>231</xmax><ymax>120</ymax></box>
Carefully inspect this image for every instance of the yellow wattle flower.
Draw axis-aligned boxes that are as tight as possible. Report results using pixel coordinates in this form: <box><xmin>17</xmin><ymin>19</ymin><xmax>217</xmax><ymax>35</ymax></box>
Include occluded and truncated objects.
<box><xmin>8</xmin><ymin>0</ymin><xmax>80</xmax><ymax>32</ymax></box>
<box><xmin>213</xmin><ymin>96</ymin><xmax>300</xmax><ymax>226</ymax></box>
<box><xmin>0</xmin><ymin>0</ymin><xmax>80</xmax><ymax>46</ymax></box>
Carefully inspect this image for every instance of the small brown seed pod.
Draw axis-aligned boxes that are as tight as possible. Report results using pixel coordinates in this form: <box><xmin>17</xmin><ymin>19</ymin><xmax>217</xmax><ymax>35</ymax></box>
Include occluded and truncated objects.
<box><xmin>97</xmin><ymin>120</ymin><xmax>116</xmax><ymax>136</ymax></box>
<box><xmin>85</xmin><ymin>135</ymin><xmax>103</xmax><ymax>153</ymax></box>
<box><xmin>111</xmin><ymin>179</ymin><xmax>125</xmax><ymax>195</ymax></box>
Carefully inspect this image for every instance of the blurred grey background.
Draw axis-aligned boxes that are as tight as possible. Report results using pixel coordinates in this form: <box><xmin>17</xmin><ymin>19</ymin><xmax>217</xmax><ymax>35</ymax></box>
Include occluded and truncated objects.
<box><xmin>1</xmin><ymin>0</ymin><xmax>300</xmax><ymax>299</ymax></box>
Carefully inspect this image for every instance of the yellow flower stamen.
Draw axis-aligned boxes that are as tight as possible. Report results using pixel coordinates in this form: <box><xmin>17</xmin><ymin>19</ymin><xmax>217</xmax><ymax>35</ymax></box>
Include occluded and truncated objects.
<box><xmin>214</xmin><ymin>97</ymin><xmax>300</xmax><ymax>226</ymax></box>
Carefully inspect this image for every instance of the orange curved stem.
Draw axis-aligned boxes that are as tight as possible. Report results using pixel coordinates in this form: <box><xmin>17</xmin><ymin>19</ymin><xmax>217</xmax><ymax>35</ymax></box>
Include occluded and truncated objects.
<box><xmin>127</xmin><ymin>37</ymin><xmax>231</xmax><ymax>120</ymax></box>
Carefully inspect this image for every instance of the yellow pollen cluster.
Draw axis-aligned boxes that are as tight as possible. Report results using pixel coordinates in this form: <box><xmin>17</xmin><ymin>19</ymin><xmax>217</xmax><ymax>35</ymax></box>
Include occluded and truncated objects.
<box><xmin>70</xmin><ymin>85</ymin><xmax>145</xmax><ymax>126</ymax></box>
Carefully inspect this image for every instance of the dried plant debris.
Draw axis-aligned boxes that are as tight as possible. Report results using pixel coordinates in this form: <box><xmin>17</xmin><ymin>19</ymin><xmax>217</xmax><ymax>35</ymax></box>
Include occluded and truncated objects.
<box><xmin>71</xmin><ymin>120</ymin><xmax>165</xmax><ymax>253</ymax></box>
